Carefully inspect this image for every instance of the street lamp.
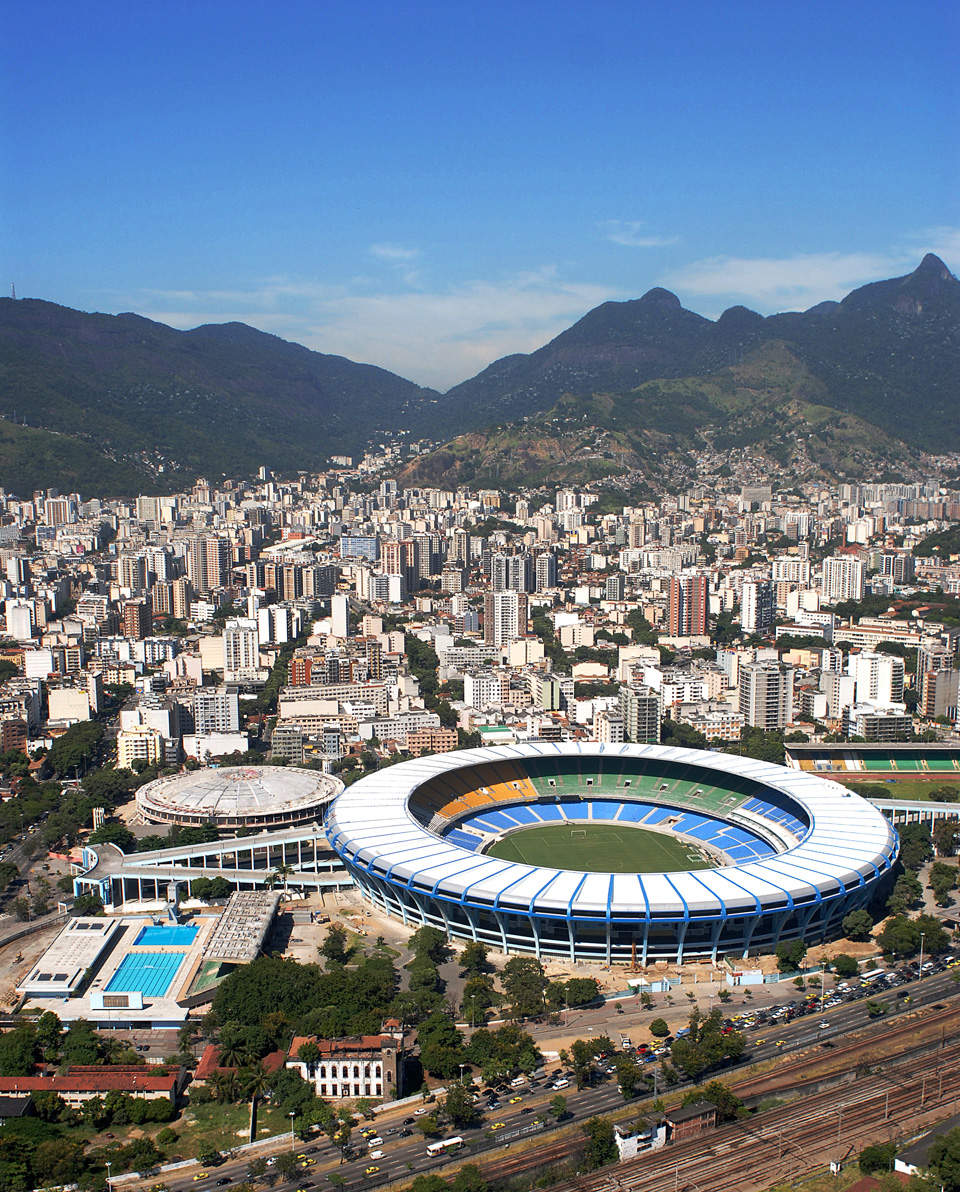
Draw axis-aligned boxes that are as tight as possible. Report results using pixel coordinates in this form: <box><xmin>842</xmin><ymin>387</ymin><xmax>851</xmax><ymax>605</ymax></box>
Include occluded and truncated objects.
<box><xmin>470</xmin><ymin>995</ymin><xmax>477</xmax><ymax>1029</ymax></box>
<box><xmin>105</xmin><ymin>1160</ymin><xmax>112</xmax><ymax>1192</ymax></box>
<box><xmin>288</xmin><ymin>1109</ymin><xmax>296</xmax><ymax>1148</ymax></box>
<box><xmin>919</xmin><ymin>930</ymin><xmax>927</xmax><ymax>978</ymax></box>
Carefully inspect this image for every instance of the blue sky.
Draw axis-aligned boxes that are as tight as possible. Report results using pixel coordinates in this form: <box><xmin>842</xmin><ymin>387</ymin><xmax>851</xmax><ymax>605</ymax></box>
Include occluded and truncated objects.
<box><xmin>3</xmin><ymin>0</ymin><xmax>957</xmax><ymax>389</ymax></box>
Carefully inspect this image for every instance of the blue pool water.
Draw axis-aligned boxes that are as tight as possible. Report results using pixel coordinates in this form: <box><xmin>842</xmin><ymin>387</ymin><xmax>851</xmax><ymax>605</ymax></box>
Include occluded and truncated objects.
<box><xmin>134</xmin><ymin>924</ymin><xmax>198</xmax><ymax>947</ymax></box>
<box><xmin>106</xmin><ymin>952</ymin><xmax>186</xmax><ymax>998</ymax></box>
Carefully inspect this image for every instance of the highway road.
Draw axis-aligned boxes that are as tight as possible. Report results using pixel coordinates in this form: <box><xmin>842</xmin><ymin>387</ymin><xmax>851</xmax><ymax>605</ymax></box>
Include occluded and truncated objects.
<box><xmin>132</xmin><ymin>965</ymin><xmax>960</xmax><ymax>1192</ymax></box>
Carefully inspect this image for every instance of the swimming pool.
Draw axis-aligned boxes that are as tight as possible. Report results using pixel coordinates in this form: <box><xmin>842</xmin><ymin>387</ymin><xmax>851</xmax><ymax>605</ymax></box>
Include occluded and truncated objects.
<box><xmin>134</xmin><ymin>924</ymin><xmax>198</xmax><ymax>947</ymax></box>
<box><xmin>106</xmin><ymin>951</ymin><xmax>186</xmax><ymax>998</ymax></box>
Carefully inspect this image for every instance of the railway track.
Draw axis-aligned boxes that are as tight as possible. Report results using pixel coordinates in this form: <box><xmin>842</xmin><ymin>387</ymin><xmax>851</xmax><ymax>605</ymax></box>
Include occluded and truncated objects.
<box><xmin>480</xmin><ymin>1012</ymin><xmax>960</xmax><ymax>1192</ymax></box>
<box><xmin>556</xmin><ymin>1038</ymin><xmax>959</xmax><ymax>1191</ymax></box>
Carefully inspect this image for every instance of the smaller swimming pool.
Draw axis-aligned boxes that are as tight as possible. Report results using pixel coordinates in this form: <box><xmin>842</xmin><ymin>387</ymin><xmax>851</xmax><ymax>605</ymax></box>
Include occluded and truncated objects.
<box><xmin>134</xmin><ymin>924</ymin><xmax>198</xmax><ymax>947</ymax></box>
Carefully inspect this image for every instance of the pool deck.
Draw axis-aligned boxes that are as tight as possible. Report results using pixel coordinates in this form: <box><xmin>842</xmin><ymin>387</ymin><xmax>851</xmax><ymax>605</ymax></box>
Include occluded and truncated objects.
<box><xmin>20</xmin><ymin>913</ymin><xmax>219</xmax><ymax>1027</ymax></box>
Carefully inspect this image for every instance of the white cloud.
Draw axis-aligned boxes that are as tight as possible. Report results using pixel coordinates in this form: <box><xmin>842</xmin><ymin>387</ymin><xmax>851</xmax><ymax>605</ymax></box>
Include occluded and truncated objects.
<box><xmin>660</xmin><ymin>250</ymin><xmax>912</xmax><ymax>311</ymax></box>
<box><xmin>134</xmin><ymin>268</ymin><xmax>624</xmax><ymax>390</ymax></box>
<box><xmin>601</xmin><ymin>220</ymin><xmax>679</xmax><ymax>248</ymax></box>
<box><xmin>368</xmin><ymin>243</ymin><xmax>420</xmax><ymax>262</ymax></box>
<box><xmin>907</xmin><ymin>226</ymin><xmax>960</xmax><ymax>267</ymax></box>
<box><xmin>661</xmin><ymin>230</ymin><xmax>960</xmax><ymax>313</ymax></box>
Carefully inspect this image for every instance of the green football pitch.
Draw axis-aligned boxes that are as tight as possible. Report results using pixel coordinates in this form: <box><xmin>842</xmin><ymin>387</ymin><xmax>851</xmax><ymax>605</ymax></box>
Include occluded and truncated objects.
<box><xmin>484</xmin><ymin>823</ymin><xmax>713</xmax><ymax>873</ymax></box>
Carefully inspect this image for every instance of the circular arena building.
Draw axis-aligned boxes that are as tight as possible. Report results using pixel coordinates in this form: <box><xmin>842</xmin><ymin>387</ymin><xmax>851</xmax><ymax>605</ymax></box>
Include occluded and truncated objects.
<box><xmin>137</xmin><ymin>765</ymin><xmax>342</xmax><ymax>831</ymax></box>
<box><xmin>325</xmin><ymin>743</ymin><xmax>898</xmax><ymax>964</ymax></box>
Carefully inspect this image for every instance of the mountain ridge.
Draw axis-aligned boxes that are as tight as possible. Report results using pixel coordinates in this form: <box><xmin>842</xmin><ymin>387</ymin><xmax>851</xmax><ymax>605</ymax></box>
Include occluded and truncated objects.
<box><xmin>0</xmin><ymin>254</ymin><xmax>956</xmax><ymax>496</ymax></box>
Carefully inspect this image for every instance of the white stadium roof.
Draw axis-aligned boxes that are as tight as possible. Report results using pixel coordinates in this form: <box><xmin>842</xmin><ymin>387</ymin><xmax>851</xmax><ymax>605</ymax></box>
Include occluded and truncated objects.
<box><xmin>326</xmin><ymin>742</ymin><xmax>897</xmax><ymax>918</ymax></box>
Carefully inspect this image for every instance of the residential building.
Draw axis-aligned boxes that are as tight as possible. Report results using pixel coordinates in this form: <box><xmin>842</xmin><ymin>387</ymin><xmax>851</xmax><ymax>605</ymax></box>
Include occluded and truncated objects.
<box><xmin>618</xmin><ymin>684</ymin><xmax>660</xmax><ymax>743</ymax></box>
<box><xmin>667</xmin><ymin>574</ymin><xmax>708</xmax><ymax>637</ymax></box>
<box><xmin>739</xmin><ymin>660</ymin><xmax>794</xmax><ymax>729</ymax></box>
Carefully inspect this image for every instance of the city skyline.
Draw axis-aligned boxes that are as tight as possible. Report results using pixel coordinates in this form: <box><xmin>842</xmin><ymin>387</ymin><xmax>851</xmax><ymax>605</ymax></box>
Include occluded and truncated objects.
<box><xmin>4</xmin><ymin>1</ymin><xmax>957</xmax><ymax>388</ymax></box>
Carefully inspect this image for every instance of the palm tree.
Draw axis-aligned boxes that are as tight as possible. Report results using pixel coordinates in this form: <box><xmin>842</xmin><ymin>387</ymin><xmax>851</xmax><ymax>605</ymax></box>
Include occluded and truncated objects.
<box><xmin>266</xmin><ymin>863</ymin><xmax>294</xmax><ymax>894</ymax></box>
<box><xmin>208</xmin><ymin>1069</ymin><xmax>239</xmax><ymax>1104</ymax></box>
<box><xmin>239</xmin><ymin>1060</ymin><xmax>271</xmax><ymax>1102</ymax></box>
<box><xmin>216</xmin><ymin>1029</ymin><xmax>252</xmax><ymax>1069</ymax></box>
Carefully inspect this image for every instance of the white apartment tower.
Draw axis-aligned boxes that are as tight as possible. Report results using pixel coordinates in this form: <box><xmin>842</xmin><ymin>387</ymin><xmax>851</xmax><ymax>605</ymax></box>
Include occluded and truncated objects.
<box><xmin>822</xmin><ymin>556</ymin><xmax>865</xmax><ymax>604</ymax></box>
<box><xmin>223</xmin><ymin>617</ymin><xmax>260</xmax><ymax>682</ymax></box>
<box><xmin>848</xmin><ymin>651</ymin><xmax>905</xmax><ymax>706</ymax></box>
<box><xmin>739</xmin><ymin>660</ymin><xmax>794</xmax><ymax>730</ymax></box>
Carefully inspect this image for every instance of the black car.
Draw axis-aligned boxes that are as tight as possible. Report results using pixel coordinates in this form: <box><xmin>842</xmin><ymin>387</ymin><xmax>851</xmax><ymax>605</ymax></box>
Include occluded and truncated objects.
<box><xmin>215</xmin><ymin>1181</ymin><xmax>231</xmax><ymax>1187</ymax></box>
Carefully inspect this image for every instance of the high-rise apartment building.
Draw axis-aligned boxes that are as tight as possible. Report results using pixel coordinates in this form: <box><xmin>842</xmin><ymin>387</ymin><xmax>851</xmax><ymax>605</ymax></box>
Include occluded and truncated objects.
<box><xmin>223</xmin><ymin>617</ymin><xmax>260</xmax><ymax>682</ymax></box>
<box><xmin>188</xmin><ymin>535</ymin><xmax>231</xmax><ymax>594</ymax></box>
<box><xmin>194</xmin><ymin>686</ymin><xmax>240</xmax><ymax>734</ymax></box>
<box><xmin>618</xmin><ymin>684</ymin><xmax>660</xmax><ymax>743</ymax></box>
<box><xmin>535</xmin><ymin>552</ymin><xmax>557</xmax><ymax>591</ymax></box>
<box><xmin>739</xmin><ymin>660</ymin><xmax>794</xmax><ymax>729</ymax></box>
<box><xmin>740</xmin><ymin>580</ymin><xmax>774</xmax><ymax>635</ymax></box>
<box><xmin>848</xmin><ymin>651</ymin><xmax>904</xmax><ymax>706</ymax></box>
<box><xmin>822</xmin><ymin>555</ymin><xmax>865</xmax><ymax>604</ymax></box>
<box><xmin>483</xmin><ymin>590</ymin><xmax>528</xmax><ymax>647</ymax></box>
<box><xmin>667</xmin><ymin>574</ymin><xmax>708</xmax><ymax>637</ymax></box>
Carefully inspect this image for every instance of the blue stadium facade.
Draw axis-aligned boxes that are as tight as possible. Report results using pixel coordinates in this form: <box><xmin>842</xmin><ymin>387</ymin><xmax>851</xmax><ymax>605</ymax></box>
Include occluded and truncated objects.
<box><xmin>326</xmin><ymin>742</ymin><xmax>898</xmax><ymax>964</ymax></box>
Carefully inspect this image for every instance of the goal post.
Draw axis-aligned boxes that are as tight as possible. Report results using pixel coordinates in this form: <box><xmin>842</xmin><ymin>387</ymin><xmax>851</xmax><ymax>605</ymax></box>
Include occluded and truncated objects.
<box><xmin>570</xmin><ymin>828</ymin><xmax>587</xmax><ymax>839</ymax></box>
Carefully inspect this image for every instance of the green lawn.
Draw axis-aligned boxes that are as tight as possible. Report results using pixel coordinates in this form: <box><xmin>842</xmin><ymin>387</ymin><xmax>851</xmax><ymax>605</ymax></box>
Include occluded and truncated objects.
<box><xmin>837</xmin><ymin>776</ymin><xmax>960</xmax><ymax>802</ymax></box>
<box><xmin>485</xmin><ymin>823</ymin><xmax>713</xmax><ymax>873</ymax></box>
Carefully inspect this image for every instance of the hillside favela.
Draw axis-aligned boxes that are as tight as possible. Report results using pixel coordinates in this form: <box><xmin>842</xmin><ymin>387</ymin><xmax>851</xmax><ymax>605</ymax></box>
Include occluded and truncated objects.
<box><xmin>0</xmin><ymin>251</ymin><xmax>957</xmax><ymax>1192</ymax></box>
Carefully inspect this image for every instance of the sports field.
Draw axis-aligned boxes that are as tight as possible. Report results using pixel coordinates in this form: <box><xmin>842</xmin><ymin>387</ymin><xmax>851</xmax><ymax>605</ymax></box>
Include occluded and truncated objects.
<box><xmin>485</xmin><ymin>823</ymin><xmax>713</xmax><ymax>873</ymax></box>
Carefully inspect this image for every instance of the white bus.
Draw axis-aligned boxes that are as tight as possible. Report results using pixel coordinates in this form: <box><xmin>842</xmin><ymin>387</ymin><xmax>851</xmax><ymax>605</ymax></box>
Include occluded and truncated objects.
<box><xmin>426</xmin><ymin>1136</ymin><xmax>464</xmax><ymax>1157</ymax></box>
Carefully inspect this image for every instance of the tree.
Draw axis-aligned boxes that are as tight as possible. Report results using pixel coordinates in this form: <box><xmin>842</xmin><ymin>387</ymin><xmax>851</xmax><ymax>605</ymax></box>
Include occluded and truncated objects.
<box><xmin>274</xmin><ymin>1151</ymin><xmax>298</xmax><ymax>1179</ymax></box>
<box><xmin>459</xmin><ymin>940</ymin><xmax>489</xmax><ymax>977</ymax></box>
<box><xmin>33</xmin><ymin>1138</ymin><xmax>83</xmax><ymax>1186</ymax></box>
<box><xmin>929</xmin><ymin>860</ymin><xmax>958</xmax><ymax>905</ymax></box>
<box><xmin>416</xmin><ymin>1111</ymin><xmax>442</xmax><ymax>1138</ymax></box>
<box><xmin>246</xmin><ymin>1158</ymin><xmax>268</xmax><ymax>1181</ymax></box>
<box><xmin>670</xmin><ymin>1009</ymin><xmax>745</xmax><ymax>1082</ymax></box>
<box><xmin>88</xmin><ymin>820</ymin><xmax>136</xmax><ymax>853</ymax></box>
<box><xmin>581</xmin><ymin>1116</ymin><xmax>617</xmax><ymax>1169</ymax></box>
<box><xmin>686</xmin><ymin>1080</ymin><xmax>743</xmax><ymax>1122</ymax></box>
<box><xmin>570</xmin><ymin>1039</ymin><xmax>599</xmax><ymax>1089</ymax></box>
<box><xmin>320</xmin><ymin>923</ymin><xmax>350</xmax><ymax>965</ymax></box>
<box><xmin>915</xmin><ymin>913</ymin><xmax>951</xmax><ymax>953</ymax></box>
<box><xmin>71</xmin><ymin>891</ymin><xmax>104</xmax><ymax>916</ymax></box>
<box><xmin>501</xmin><ymin>956</ymin><xmax>547</xmax><ymax>1019</ymax></box>
<box><xmin>549</xmin><ymin>1094</ymin><xmax>568</xmax><ymax>1121</ymax></box>
<box><xmin>899</xmin><ymin>822</ymin><xmax>934</xmax><ymax>870</ymax></box>
<box><xmin>859</xmin><ymin>1141</ymin><xmax>896</xmax><ymax>1174</ymax></box>
<box><xmin>409</xmin><ymin>925</ymin><xmax>449</xmax><ymax>964</ymax></box>
<box><xmin>418</xmin><ymin>1010</ymin><xmax>468</xmax><ymax>1078</ymax></box>
<box><xmin>613</xmin><ymin>1053</ymin><xmax>646</xmax><ymax>1100</ymax></box>
<box><xmin>830</xmin><ymin>953</ymin><xmax>859</xmax><ymax>979</ymax></box>
<box><xmin>841</xmin><ymin>907</ymin><xmax>874</xmax><ymax>941</ymax></box>
<box><xmin>61</xmin><ymin>1019</ymin><xmax>102</xmax><ymax>1066</ymax></box>
<box><xmin>929</xmin><ymin>1126</ymin><xmax>960</xmax><ymax>1191</ymax></box>
<box><xmin>887</xmin><ymin>872</ymin><xmax>924</xmax><ymax>916</ymax></box>
<box><xmin>775</xmin><ymin>939</ymin><xmax>807</xmax><ymax>973</ymax></box>
<box><xmin>649</xmin><ymin>1018</ymin><xmax>669</xmax><ymax>1038</ymax></box>
<box><xmin>443</xmin><ymin>1082</ymin><xmax>480</xmax><ymax>1129</ymax></box>
<box><xmin>935</xmin><ymin>819</ymin><xmax>960</xmax><ymax>856</ymax></box>
<box><xmin>877</xmin><ymin>915</ymin><xmax>922</xmax><ymax>958</ymax></box>
<box><xmin>564</xmin><ymin>977</ymin><xmax>600</xmax><ymax>1007</ymax></box>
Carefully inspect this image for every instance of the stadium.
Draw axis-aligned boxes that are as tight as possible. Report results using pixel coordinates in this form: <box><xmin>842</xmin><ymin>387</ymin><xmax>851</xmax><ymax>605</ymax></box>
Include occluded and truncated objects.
<box><xmin>135</xmin><ymin>765</ymin><xmax>342</xmax><ymax>830</ymax></box>
<box><xmin>326</xmin><ymin>743</ymin><xmax>898</xmax><ymax>964</ymax></box>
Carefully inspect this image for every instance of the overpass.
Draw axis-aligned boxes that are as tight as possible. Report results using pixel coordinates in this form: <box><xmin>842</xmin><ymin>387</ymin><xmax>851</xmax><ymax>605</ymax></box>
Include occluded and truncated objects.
<box><xmin>73</xmin><ymin>823</ymin><xmax>353</xmax><ymax>908</ymax></box>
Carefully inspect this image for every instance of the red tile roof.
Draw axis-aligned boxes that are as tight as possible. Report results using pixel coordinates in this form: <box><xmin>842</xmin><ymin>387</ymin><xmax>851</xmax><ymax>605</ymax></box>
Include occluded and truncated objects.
<box><xmin>0</xmin><ymin>1071</ymin><xmax>178</xmax><ymax>1094</ymax></box>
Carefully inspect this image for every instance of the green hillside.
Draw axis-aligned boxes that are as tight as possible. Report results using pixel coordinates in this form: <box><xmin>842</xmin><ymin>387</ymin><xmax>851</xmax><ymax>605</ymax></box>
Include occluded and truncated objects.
<box><xmin>401</xmin><ymin>341</ymin><xmax>924</xmax><ymax>493</ymax></box>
